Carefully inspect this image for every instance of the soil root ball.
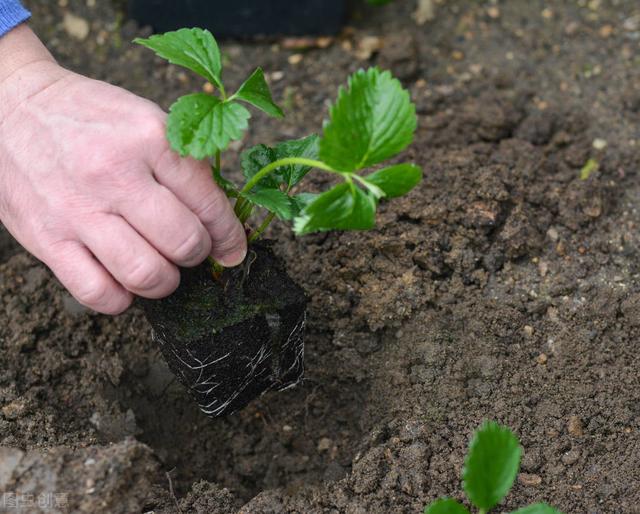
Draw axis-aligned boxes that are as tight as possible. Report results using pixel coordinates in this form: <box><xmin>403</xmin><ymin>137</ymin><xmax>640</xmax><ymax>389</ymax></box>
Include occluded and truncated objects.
<box><xmin>141</xmin><ymin>241</ymin><xmax>307</xmax><ymax>417</ymax></box>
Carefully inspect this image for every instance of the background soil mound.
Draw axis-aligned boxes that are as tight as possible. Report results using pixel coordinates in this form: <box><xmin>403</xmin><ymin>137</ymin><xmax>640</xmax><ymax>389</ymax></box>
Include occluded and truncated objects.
<box><xmin>1</xmin><ymin>0</ymin><xmax>640</xmax><ymax>512</ymax></box>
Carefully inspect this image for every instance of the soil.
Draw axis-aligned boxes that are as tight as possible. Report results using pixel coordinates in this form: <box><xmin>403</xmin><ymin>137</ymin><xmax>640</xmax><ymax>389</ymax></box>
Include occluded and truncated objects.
<box><xmin>1</xmin><ymin>1</ymin><xmax>640</xmax><ymax>513</ymax></box>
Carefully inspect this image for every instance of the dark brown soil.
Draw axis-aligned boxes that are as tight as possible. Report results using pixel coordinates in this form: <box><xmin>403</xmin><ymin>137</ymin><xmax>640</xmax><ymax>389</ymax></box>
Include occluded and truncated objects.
<box><xmin>1</xmin><ymin>1</ymin><xmax>640</xmax><ymax>513</ymax></box>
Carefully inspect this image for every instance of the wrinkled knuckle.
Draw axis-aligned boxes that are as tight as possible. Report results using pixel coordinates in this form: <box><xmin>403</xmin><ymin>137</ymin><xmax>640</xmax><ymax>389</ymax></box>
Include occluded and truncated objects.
<box><xmin>195</xmin><ymin>190</ymin><xmax>228</xmax><ymax>224</ymax></box>
<box><xmin>122</xmin><ymin>258</ymin><xmax>165</xmax><ymax>291</ymax></box>
<box><xmin>75</xmin><ymin>278</ymin><xmax>113</xmax><ymax>310</ymax></box>
<box><xmin>171</xmin><ymin>230</ymin><xmax>210</xmax><ymax>264</ymax></box>
<box><xmin>140</xmin><ymin>115</ymin><xmax>166</xmax><ymax>143</ymax></box>
<box><xmin>80</xmin><ymin>156</ymin><xmax>111</xmax><ymax>183</ymax></box>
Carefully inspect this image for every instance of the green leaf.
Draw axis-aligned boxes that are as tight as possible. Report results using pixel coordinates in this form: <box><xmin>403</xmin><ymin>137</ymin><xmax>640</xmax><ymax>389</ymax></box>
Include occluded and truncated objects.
<box><xmin>240</xmin><ymin>144</ymin><xmax>280</xmax><ymax>190</ymax></box>
<box><xmin>319</xmin><ymin>67</ymin><xmax>417</xmax><ymax>172</ymax></box>
<box><xmin>424</xmin><ymin>498</ymin><xmax>470</xmax><ymax>514</ymax></box>
<box><xmin>365</xmin><ymin>163</ymin><xmax>422</xmax><ymax>198</ymax></box>
<box><xmin>274</xmin><ymin>135</ymin><xmax>320</xmax><ymax>187</ymax></box>
<box><xmin>241</xmin><ymin>135</ymin><xmax>320</xmax><ymax>190</ymax></box>
<box><xmin>242</xmin><ymin>189</ymin><xmax>298</xmax><ymax>220</ymax></box>
<box><xmin>293</xmin><ymin>183</ymin><xmax>376</xmax><ymax>235</ymax></box>
<box><xmin>463</xmin><ymin>421</ymin><xmax>522</xmax><ymax>512</ymax></box>
<box><xmin>134</xmin><ymin>28</ymin><xmax>223</xmax><ymax>89</ymax></box>
<box><xmin>234</xmin><ymin>67</ymin><xmax>284</xmax><ymax>118</ymax></box>
<box><xmin>292</xmin><ymin>192</ymin><xmax>319</xmax><ymax>212</ymax></box>
<box><xmin>511</xmin><ymin>504</ymin><xmax>563</xmax><ymax>514</ymax></box>
<box><xmin>167</xmin><ymin>94</ymin><xmax>250</xmax><ymax>159</ymax></box>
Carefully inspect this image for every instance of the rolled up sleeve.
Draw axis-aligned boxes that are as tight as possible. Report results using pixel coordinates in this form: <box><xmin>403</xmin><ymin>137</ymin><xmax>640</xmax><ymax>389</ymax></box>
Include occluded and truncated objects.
<box><xmin>0</xmin><ymin>1</ymin><xmax>31</xmax><ymax>37</ymax></box>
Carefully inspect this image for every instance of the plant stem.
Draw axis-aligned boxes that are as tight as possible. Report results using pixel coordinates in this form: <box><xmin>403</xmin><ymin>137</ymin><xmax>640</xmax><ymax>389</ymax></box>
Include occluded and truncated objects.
<box><xmin>215</xmin><ymin>150</ymin><xmax>221</xmax><ymax>172</ymax></box>
<box><xmin>479</xmin><ymin>510</ymin><xmax>487</xmax><ymax>514</ymax></box>
<box><xmin>234</xmin><ymin>196</ymin><xmax>247</xmax><ymax>217</ymax></box>
<box><xmin>241</xmin><ymin>157</ymin><xmax>337</xmax><ymax>194</ymax></box>
<box><xmin>248</xmin><ymin>212</ymin><xmax>276</xmax><ymax>242</ymax></box>
<box><xmin>238</xmin><ymin>199</ymin><xmax>254</xmax><ymax>224</ymax></box>
<box><xmin>207</xmin><ymin>255</ymin><xmax>223</xmax><ymax>274</ymax></box>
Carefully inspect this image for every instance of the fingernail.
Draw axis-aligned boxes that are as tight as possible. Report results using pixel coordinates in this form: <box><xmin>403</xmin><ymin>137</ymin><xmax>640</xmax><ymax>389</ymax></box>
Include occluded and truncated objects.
<box><xmin>216</xmin><ymin>247</ymin><xmax>247</xmax><ymax>267</ymax></box>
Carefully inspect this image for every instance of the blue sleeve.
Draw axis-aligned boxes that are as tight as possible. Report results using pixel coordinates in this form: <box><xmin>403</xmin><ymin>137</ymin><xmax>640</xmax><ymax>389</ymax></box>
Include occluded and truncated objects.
<box><xmin>0</xmin><ymin>0</ymin><xmax>31</xmax><ymax>37</ymax></box>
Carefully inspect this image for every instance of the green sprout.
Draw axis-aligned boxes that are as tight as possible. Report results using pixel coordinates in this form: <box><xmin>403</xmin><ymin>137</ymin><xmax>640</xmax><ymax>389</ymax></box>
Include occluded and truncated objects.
<box><xmin>580</xmin><ymin>158</ymin><xmax>599</xmax><ymax>180</ymax></box>
<box><xmin>134</xmin><ymin>28</ymin><xmax>421</xmax><ymax>260</ymax></box>
<box><xmin>425</xmin><ymin>421</ymin><xmax>563</xmax><ymax>514</ymax></box>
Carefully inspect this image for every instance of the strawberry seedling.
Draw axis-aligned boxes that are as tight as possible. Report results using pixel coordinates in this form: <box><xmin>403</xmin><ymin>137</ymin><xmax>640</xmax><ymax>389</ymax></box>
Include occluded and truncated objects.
<box><xmin>135</xmin><ymin>28</ymin><xmax>420</xmax><ymax>416</ymax></box>
<box><xmin>425</xmin><ymin>421</ymin><xmax>563</xmax><ymax>514</ymax></box>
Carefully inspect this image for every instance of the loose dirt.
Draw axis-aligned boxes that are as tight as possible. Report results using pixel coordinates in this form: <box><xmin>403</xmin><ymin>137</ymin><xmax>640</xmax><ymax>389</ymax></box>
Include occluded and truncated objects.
<box><xmin>1</xmin><ymin>1</ymin><xmax>639</xmax><ymax>512</ymax></box>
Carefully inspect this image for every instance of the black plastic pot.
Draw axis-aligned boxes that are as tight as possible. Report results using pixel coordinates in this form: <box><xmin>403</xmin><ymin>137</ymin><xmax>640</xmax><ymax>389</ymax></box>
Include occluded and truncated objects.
<box><xmin>140</xmin><ymin>241</ymin><xmax>307</xmax><ymax>417</ymax></box>
<box><xmin>128</xmin><ymin>0</ymin><xmax>346</xmax><ymax>37</ymax></box>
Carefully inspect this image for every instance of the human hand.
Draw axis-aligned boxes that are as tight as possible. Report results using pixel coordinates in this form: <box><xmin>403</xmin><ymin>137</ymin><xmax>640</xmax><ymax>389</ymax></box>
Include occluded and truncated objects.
<box><xmin>0</xmin><ymin>26</ymin><xmax>247</xmax><ymax>314</ymax></box>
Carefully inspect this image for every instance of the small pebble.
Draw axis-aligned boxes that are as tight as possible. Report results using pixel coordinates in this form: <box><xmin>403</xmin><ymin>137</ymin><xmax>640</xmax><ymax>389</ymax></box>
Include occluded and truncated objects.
<box><xmin>538</xmin><ymin>260</ymin><xmax>549</xmax><ymax>277</ymax></box>
<box><xmin>592</xmin><ymin>138</ymin><xmax>608</xmax><ymax>150</ymax></box>
<box><xmin>63</xmin><ymin>13</ymin><xmax>90</xmax><ymax>41</ymax></box>
<box><xmin>317</xmin><ymin>437</ymin><xmax>332</xmax><ymax>452</ymax></box>
<box><xmin>568</xmin><ymin>415</ymin><xmax>584</xmax><ymax>437</ymax></box>
<box><xmin>519</xmin><ymin>473</ymin><xmax>542</xmax><ymax>486</ymax></box>
<box><xmin>288</xmin><ymin>54</ymin><xmax>303</xmax><ymax>65</ymax></box>
<box><xmin>599</xmin><ymin>24</ymin><xmax>614</xmax><ymax>38</ymax></box>
<box><xmin>1</xmin><ymin>399</ymin><xmax>26</xmax><ymax>420</ymax></box>
<box><xmin>562</xmin><ymin>449</ymin><xmax>581</xmax><ymax>466</ymax></box>
<box><xmin>354</xmin><ymin>36</ymin><xmax>383</xmax><ymax>61</ymax></box>
<box><xmin>536</xmin><ymin>353</ymin><xmax>548</xmax><ymax>365</ymax></box>
<box><xmin>524</xmin><ymin>325</ymin><xmax>534</xmax><ymax>337</ymax></box>
<box><xmin>486</xmin><ymin>6</ymin><xmax>500</xmax><ymax>19</ymax></box>
<box><xmin>270</xmin><ymin>70</ymin><xmax>284</xmax><ymax>81</ymax></box>
<box><xmin>317</xmin><ymin>37</ymin><xmax>333</xmax><ymax>49</ymax></box>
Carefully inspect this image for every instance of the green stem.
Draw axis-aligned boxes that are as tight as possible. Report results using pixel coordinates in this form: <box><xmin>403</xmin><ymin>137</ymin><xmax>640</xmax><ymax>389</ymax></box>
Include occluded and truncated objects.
<box><xmin>479</xmin><ymin>510</ymin><xmax>487</xmax><ymax>514</ymax></box>
<box><xmin>238</xmin><ymin>199</ymin><xmax>254</xmax><ymax>224</ymax></box>
<box><xmin>215</xmin><ymin>150</ymin><xmax>221</xmax><ymax>171</ymax></box>
<box><xmin>234</xmin><ymin>197</ymin><xmax>246</xmax><ymax>217</ymax></box>
<box><xmin>241</xmin><ymin>157</ymin><xmax>337</xmax><ymax>194</ymax></box>
<box><xmin>207</xmin><ymin>255</ymin><xmax>223</xmax><ymax>274</ymax></box>
<box><xmin>248</xmin><ymin>212</ymin><xmax>276</xmax><ymax>242</ymax></box>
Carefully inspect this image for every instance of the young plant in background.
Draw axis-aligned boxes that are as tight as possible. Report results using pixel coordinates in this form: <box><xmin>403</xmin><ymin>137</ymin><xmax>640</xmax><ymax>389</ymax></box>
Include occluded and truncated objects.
<box><xmin>135</xmin><ymin>28</ymin><xmax>420</xmax><ymax>253</ymax></box>
<box><xmin>425</xmin><ymin>422</ymin><xmax>563</xmax><ymax>514</ymax></box>
<box><xmin>134</xmin><ymin>28</ymin><xmax>421</xmax><ymax>418</ymax></box>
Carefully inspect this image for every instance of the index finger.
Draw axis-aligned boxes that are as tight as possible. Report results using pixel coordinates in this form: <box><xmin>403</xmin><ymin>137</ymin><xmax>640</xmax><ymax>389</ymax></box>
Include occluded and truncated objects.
<box><xmin>152</xmin><ymin>147</ymin><xmax>247</xmax><ymax>267</ymax></box>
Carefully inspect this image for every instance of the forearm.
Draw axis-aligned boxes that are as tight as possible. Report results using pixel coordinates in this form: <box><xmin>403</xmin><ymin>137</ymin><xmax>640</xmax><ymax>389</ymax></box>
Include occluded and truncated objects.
<box><xmin>0</xmin><ymin>24</ymin><xmax>65</xmax><ymax>122</ymax></box>
<box><xmin>0</xmin><ymin>24</ymin><xmax>56</xmax><ymax>84</ymax></box>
